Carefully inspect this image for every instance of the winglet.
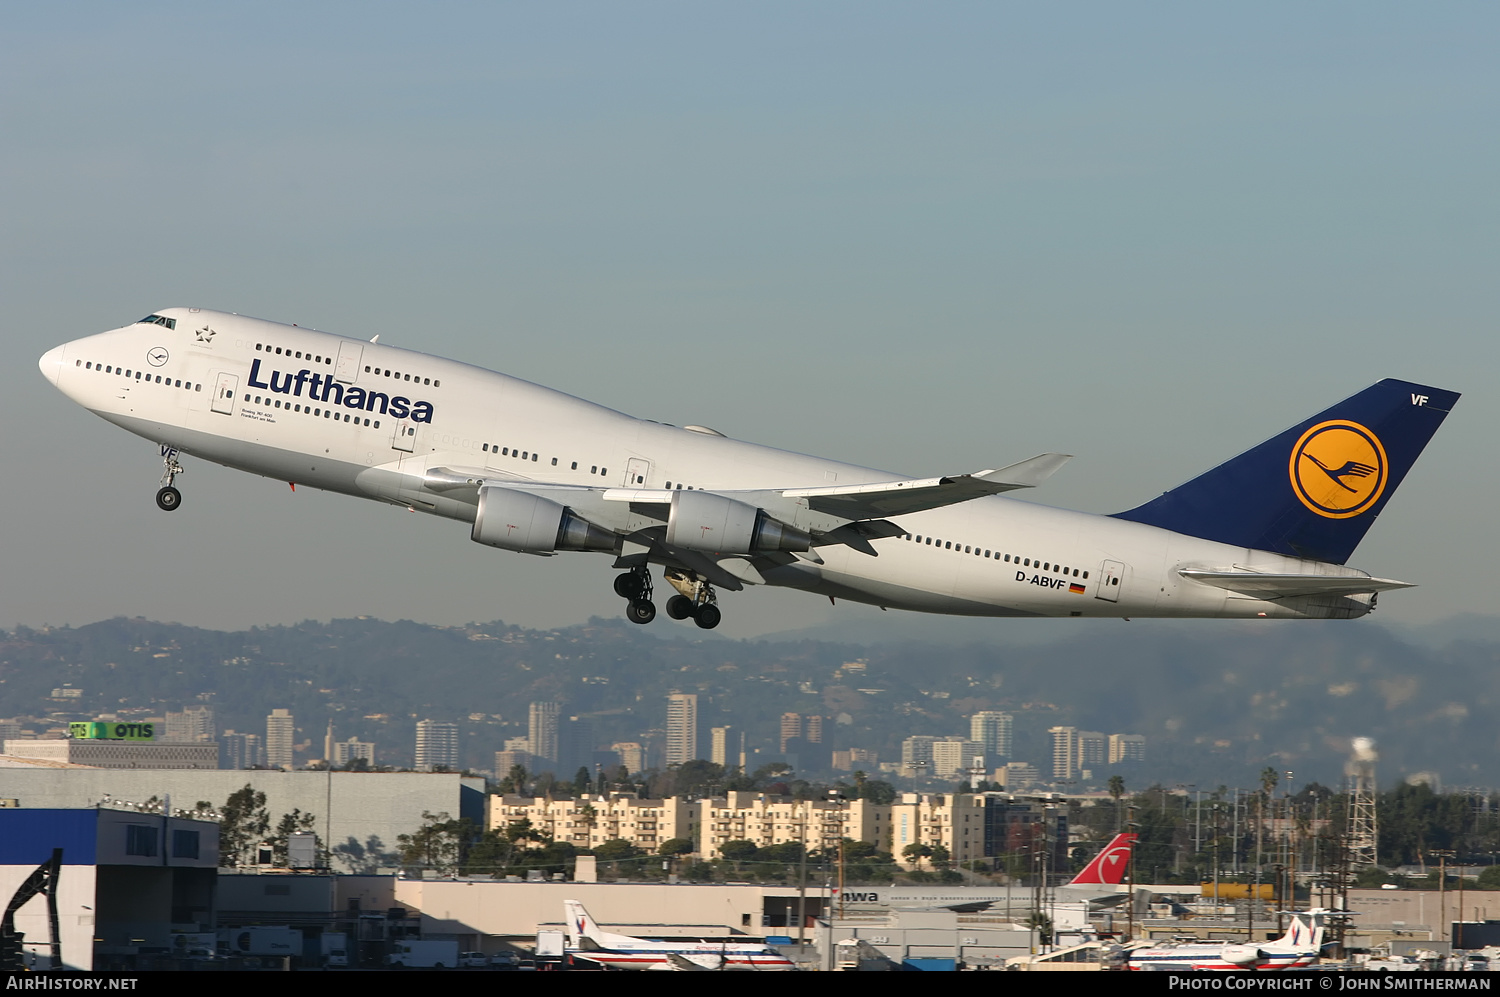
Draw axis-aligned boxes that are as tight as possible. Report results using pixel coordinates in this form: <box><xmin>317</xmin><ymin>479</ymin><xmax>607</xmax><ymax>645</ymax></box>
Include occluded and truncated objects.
<box><xmin>974</xmin><ymin>453</ymin><xmax>1072</xmax><ymax>489</ymax></box>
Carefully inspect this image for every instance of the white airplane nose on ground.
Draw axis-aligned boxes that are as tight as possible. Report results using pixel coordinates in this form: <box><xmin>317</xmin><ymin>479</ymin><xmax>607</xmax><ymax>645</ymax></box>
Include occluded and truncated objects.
<box><xmin>38</xmin><ymin>344</ymin><xmax>64</xmax><ymax>386</ymax></box>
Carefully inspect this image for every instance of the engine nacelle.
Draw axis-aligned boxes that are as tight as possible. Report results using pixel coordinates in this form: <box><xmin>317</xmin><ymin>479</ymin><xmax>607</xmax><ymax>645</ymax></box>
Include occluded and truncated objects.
<box><xmin>665</xmin><ymin>489</ymin><xmax>811</xmax><ymax>554</ymax></box>
<box><xmin>472</xmin><ymin>486</ymin><xmax>617</xmax><ymax>554</ymax></box>
<box><xmin>1217</xmin><ymin>945</ymin><xmax>1267</xmax><ymax>966</ymax></box>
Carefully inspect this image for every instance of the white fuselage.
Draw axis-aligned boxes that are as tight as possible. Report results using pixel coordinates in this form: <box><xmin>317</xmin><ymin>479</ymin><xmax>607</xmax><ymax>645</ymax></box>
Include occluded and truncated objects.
<box><xmin>39</xmin><ymin>309</ymin><xmax>1383</xmax><ymax>621</ymax></box>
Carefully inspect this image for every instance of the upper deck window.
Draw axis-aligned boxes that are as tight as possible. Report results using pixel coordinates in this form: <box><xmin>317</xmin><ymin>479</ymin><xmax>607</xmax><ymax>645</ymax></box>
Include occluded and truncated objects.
<box><xmin>137</xmin><ymin>314</ymin><xmax>177</xmax><ymax>330</ymax></box>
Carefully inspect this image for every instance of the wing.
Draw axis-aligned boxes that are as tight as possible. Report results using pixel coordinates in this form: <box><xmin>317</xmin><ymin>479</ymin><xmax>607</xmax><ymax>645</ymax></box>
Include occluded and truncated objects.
<box><xmin>1179</xmin><ymin>569</ymin><xmax>1414</xmax><ymax>599</ymax></box>
<box><xmin>779</xmin><ymin>453</ymin><xmax>1072</xmax><ymax>519</ymax></box>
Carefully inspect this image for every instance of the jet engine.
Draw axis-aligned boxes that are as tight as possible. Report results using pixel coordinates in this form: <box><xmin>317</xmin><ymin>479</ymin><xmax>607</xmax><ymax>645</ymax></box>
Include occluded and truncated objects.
<box><xmin>664</xmin><ymin>489</ymin><xmax>811</xmax><ymax>554</ymax></box>
<box><xmin>1216</xmin><ymin>945</ymin><xmax>1267</xmax><ymax>966</ymax></box>
<box><xmin>471</xmin><ymin>485</ymin><xmax>617</xmax><ymax>555</ymax></box>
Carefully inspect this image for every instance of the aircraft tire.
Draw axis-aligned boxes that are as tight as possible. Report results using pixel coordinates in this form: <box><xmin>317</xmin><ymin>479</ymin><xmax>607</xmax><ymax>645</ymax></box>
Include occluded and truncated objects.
<box><xmin>693</xmin><ymin>604</ymin><xmax>722</xmax><ymax>630</ymax></box>
<box><xmin>666</xmin><ymin>595</ymin><xmax>694</xmax><ymax>620</ymax></box>
<box><xmin>156</xmin><ymin>486</ymin><xmax>182</xmax><ymax>511</ymax></box>
<box><xmin>613</xmin><ymin>573</ymin><xmax>641</xmax><ymax>599</ymax></box>
<box><xmin>626</xmin><ymin>599</ymin><xmax>656</xmax><ymax>625</ymax></box>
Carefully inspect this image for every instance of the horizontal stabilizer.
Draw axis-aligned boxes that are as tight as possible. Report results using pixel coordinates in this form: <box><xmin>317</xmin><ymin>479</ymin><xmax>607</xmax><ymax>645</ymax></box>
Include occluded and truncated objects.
<box><xmin>783</xmin><ymin>453</ymin><xmax>1071</xmax><ymax>518</ymax></box>
<box><xmin>1179</xmin><ymin>569</ymin><xmax>1414</xmax><ymax>599</ymax></box>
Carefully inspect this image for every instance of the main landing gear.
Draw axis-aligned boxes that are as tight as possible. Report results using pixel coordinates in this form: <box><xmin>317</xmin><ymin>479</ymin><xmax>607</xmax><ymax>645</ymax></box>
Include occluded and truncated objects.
<box><xmin>156</xmin><ymin>447</ymin><xmax>184</xmax><ymax>512</ymax></box>
<box><xmin>612</xmin><ymin>567</ymin><xmax>723</xmax><ymax>630</ymax></box>
<box><xmin>614</xmin><ymin>567</ymin><xmax>656</xmax><ymax>625</ymax></box>
<box><xmin>664</xmin><ymin>568</ymin><xmax>721</xmax><ymax>630</ymax></box>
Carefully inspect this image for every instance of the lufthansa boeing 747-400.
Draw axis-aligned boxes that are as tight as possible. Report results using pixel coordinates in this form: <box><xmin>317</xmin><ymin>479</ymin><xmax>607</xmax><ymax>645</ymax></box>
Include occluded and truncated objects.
<box><xmin>38</xmin><ymin>308</ymin><xmax>1459</xmax><ymax>630</ymax></box>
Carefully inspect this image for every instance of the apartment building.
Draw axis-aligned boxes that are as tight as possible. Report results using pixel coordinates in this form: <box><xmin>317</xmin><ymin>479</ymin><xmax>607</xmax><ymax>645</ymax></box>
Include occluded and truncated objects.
<box><xmin>490</xmin><ymin>793</ymin><xmax>698</xmax><ymax>852</ymax></box>
<box><xmin>698</xmin><ymin>791</ymin><xmax>889</xmax><ymax>857</ymax></box>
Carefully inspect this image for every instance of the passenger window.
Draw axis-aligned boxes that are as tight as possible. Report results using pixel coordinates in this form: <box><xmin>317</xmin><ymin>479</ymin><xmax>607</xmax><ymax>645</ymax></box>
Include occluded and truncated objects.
<box><xmin>571</xmin><ymin>462</ymin><xmax>578</xmax><ymax>470</ymax></box>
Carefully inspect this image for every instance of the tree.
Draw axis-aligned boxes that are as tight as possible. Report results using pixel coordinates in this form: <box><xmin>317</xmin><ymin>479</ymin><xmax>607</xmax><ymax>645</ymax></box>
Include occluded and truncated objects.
<box><xmin>658</xmin><ymin>838</ymin><xmax>694</xmax><ymax>857</ymax></box>
<box><xmin>1108</xmin><ymin>776</ymin><xmax>1126</xmax><ymax>832</ymax></box>
<box><xmin>903</xmin><ymin>843</ymin><xmax>932</xmax><ymax>869</ymax></box>
<box><xmin>572</xmin><ymin>767</ymin><xmax>591</xmax><ymax>795</ymax></box>
<box><xmin>396</xmin><ymin>811</ymin><xmax>475</xmax><ymax>875</ymax></box>
<box><xmin>498</xmin><ymin>764</ymin><xmax>529</xmax><ymax>796</ymax></box>
<box><xmin>219</xmin><ymin>785</ymin><xmax>270</xmax><ymax>868</ymax></box>
<box><xmin>719</xmin><ymin>840</ymin><xmax>759</xmax><ymax>862</ymax></box>
<box><xmin>672</xmin><ymin>760</ymin><xmax>726</xmax><ymax>799</ymax></box>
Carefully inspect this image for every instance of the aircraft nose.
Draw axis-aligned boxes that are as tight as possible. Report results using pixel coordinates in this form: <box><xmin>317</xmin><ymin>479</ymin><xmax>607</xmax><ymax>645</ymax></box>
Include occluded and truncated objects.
<box><xmin>38</xmin><ymin>344</ymin><xmax>65</xmax><ymax>386</ymax></box>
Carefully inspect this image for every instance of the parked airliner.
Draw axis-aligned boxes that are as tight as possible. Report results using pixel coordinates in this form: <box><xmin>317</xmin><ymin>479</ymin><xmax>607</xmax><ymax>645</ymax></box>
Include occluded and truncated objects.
<box><xmin>562</xmin><ymin>899</ymin><xmax>794</xmax><ymax>971</ymax></box>
<box><xmin>1129</xmin><ymin>909</ymin><xmax>1335</xmax><ymax>971</ymax></box>
<box><xmin>38</xmin><ymin>308</ymin><xmax>1459</xmax><ymax>629</ymax></box>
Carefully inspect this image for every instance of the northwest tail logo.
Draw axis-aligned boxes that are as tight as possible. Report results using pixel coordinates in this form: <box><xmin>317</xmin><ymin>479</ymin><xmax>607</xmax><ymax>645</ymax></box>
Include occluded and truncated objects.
<box><xmin>1288</xmin><ymin>420</ymin><xmax>1388</xmax><ymax>519</ymax></box>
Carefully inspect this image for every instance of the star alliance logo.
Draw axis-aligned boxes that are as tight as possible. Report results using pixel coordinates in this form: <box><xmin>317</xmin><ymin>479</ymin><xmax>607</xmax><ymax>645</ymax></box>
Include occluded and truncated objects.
<box><xmin>195</xmin><ymin>325</ymin><xmax>216</xmax><ymax>343</ymax></box>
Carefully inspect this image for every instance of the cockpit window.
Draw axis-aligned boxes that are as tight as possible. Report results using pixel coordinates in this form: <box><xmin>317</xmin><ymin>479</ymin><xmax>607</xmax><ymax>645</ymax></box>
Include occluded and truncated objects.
<box><xmin>136</xmin><ymin>314</ymin><xmax>177</xmax><ymax>330</ymax></box>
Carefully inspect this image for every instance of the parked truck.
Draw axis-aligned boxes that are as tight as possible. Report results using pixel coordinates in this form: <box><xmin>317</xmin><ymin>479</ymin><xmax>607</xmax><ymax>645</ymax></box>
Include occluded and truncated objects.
<box><xmin>387</xmin><ymin>940</ymin><xmax>459</xmax><ymax>968</ymax></box>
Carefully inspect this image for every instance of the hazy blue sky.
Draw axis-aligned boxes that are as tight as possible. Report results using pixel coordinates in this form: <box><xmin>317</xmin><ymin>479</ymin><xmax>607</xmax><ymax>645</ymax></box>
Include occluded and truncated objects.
<box><xmin>4</xmin><ymin>3</ymin><xmax>1496</xmax><ymax>637</ymax></box>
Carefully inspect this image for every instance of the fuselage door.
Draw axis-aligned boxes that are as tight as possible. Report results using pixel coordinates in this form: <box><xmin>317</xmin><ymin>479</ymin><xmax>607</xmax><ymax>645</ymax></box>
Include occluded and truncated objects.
<box><xmin>1095</xmin><ymin>559</ymin><xmax>1126</xmax><ymax>603</ymax></box>
<box><xmin>211</xmin><ymin>372</ymin><xmax>238</xmax><ymax>415</ymax></box>
<box><xmin>335</xmin><ymin>342</ymin><xmax>363</xmax><ymax>384</ymax></box>
<box><xmin>624</xmin><ymin>457</ymin><xmax>651</xmax><ymax>487</ymax></box>
<box><xmin>391</xmin><ymin>420</ymin><xmax>416</xmax><ymax>453</ymax></box>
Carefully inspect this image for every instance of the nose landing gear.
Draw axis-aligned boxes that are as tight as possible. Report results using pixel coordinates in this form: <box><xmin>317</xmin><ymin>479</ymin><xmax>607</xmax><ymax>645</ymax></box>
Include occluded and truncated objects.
<box><xmin>156</xmin><ymin>447</ymin><xmax>184</xmax><ymax>512</ymax></box>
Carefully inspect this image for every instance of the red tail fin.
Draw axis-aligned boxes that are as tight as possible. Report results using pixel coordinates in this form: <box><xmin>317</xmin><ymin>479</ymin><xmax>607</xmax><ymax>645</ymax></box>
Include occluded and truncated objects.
<box><xmin>1067</xmin><ymin>833</ymin><xmax>1137</xmax><ymax>885</ymax></box>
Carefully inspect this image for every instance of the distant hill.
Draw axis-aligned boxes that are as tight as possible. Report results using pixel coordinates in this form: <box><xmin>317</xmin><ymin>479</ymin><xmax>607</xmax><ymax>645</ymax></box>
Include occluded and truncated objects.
<box><xmin>2</xmin><ymin>614</ymin><xmax>1495</xmax><ymax>791</ymax></box>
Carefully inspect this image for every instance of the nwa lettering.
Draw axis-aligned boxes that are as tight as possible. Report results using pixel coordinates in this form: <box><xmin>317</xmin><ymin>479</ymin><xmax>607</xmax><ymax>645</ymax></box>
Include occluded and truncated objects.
<box><xmin>1017</xmin><ymin>571</ymin><xmax>1069</xmax><ymax>589</ymax></box>
<box><xmin>248</xmin><ymin>358</ymin><xmax>434</xmax><ymax>422</ymax></box>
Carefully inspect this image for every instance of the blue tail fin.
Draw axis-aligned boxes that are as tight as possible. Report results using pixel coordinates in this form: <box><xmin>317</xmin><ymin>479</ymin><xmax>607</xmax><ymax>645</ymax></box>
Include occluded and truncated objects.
<box><xmin>1112</xmin><ymin>379</ymin><xmax>1459</xmax><ymax>564</ymax></box>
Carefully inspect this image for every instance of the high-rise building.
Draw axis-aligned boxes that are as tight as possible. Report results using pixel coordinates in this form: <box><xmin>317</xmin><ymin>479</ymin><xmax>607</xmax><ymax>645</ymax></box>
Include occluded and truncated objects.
<box><xmin>710</xmin><ymin>726</ymin><xmax>732</xmax><ymax>767</ymax></box>
<box><xmin>164</xmin><ymin>705</ymin><xmax>215</xmax><ymax>742</ymax></box>
<box><xmin>1049</xmin><ymin>726</ymin><xmax>1078</xmax><ymax>782</ymax></box>
<box><xmin>220</xmin><ymin>730</ymin><xmax>263</xmax><ymax>769</ymax></box>
<box><xmin>1108</xmin><ymin>733</ymin><xmax>1146</xmax><ymax>764</ymax></box>
<box><xmin>266</xmin><ymin>709</ymin><xmax>295</xmax><ymax>769</ymax></box>
<box><xmin>560</xmin><ymin>716</ymin><xmax>594</xmax><ymax>777</ymax></box>
<box><xmin>779</xmin><ymin>713</ymin><xmax>804</xmax><ymax>754</ymax></box>
<box><xmin>902</xmin><ymin>735</ymin><xmax>939</xmax><ymax>778</ymax></box>
<box><xmin>831</xmin><ymin>747</ymin><xmax>878</xmax><ymax>772</ymax></box>
<box><xmin>932</xmin><ymin>737</ymin><xmax>983</xmax><ymax>780</ymax></box>
<box><xmin>528</xmin><ymin>701</ymin><xmax>560</xmax><ymax>768</ymax></box>
<box><xmin>611</xmin><ymin>742</ymin><xmax>645</xmax><ymax>774</ymax></box>
<box><xmin>1077</xmin><ymin>731</ymin><xmax>1107</xmax><ymax>771</ymax></box>
<box><xmin>969</xmin><ymin>711</ymin><xmax>1013</xmax><ymax>759</ymax></box>
<box><xmin>997</xmin><ymin>762</ymin><xmax>1039</xmax><ymax>790</ymax></box>
<box><xmin>333</xmin><ymin>737</ymin><xmax>375</xmax><ymax>766</ymax></box>
<box><xmin>665</xmin><ymin>693</ymin><xmax>698</xmax><ymax>766</ymax></box>
<box><xmin>415</xmin><ymin>719</ymin><xmax>460</xmax><ymax>771</ymax></box>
